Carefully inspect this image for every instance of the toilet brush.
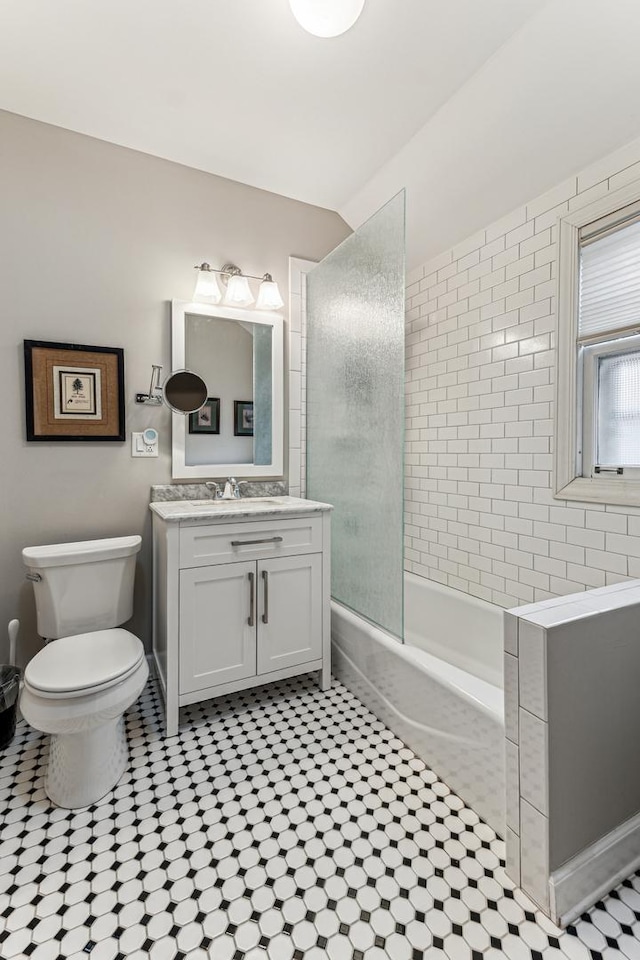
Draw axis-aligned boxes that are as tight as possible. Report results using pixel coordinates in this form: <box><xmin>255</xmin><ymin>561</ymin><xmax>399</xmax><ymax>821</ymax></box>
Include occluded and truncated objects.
<box><xmin>8</xmin><ymin>619</ymin><xmax>19</xmax><ymax>668</ymax></box>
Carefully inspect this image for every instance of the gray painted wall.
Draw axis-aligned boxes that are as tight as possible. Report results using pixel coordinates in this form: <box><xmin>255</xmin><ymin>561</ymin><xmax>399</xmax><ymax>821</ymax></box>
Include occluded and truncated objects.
<box><xmin>548</xmin><ymin>606</ymin><xmax>640</xmax><ymax>870</ymax></box>
<box><xmin>0</xmin><ymin>110</ymin><xmax>350</xmax><ymax>663</ymax></box>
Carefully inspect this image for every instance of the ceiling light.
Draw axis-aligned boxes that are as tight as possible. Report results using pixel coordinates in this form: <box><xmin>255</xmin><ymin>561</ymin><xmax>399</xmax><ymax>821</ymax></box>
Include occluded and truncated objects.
<box><xmin>289</xmin><ymin>0</ymin><xmax>365</xmax><ymax>38</ymax></box>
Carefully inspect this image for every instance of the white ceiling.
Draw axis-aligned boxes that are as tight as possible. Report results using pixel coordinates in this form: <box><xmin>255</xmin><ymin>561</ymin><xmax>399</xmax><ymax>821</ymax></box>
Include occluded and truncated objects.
<box><xmin>0</xmin><ymin>0</ymin><xmax>541</xmax><ymax>214</ymax></box>
<box><xmin>2</xmin><ymin>1</ymin><xmax>640</xmax><ymax>270</ymax></box>
<box><xmin>343</xmin><ymin>0</ymin><xmax>640</xmax><ymax>268</ymax></box>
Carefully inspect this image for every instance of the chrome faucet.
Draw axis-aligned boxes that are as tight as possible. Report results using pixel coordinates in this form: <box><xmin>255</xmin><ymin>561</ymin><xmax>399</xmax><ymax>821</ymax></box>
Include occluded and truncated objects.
<box><xmin>205</xmin><ymin>479</ymin><xmax>248</xmax><ymax>500</ymax></box>
<box><xmin>223</xmin><ymin>478</ymin><xmax>251</xmax><ymax>500</ymax></box>
<box><xmin>224</xmin><ymin>478</ymin><xmax>244</xmax><ymax>499</ymax></box>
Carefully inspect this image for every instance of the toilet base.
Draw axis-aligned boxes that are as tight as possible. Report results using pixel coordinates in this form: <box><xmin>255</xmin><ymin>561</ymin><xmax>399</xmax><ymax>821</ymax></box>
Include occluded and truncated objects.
<box><xmin>46</xmin><ymin>715</ymin><xmax>129</xmax><ymax>808</ymax></box>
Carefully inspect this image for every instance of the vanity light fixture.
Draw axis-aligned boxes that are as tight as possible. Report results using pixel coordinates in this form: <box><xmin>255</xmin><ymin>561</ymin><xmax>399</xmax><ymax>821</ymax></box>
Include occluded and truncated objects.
<box><xmin>223</xmin><ymin>265</ymin><xmax>255</xmax><ymax>307</ymax></box>
<box><xmin>193</xmin><ymin>262</ymin><xmax>284</xmax><ymax>311</ymax></box>
<box><xmin>256</xmin><ymin>274</ymin><xmax>285</xmax><ymax>310</ymax></box>
<box><xmin>193</xmin><ymin>264</ymin><xmax>222</xmax><ymax>303</ymax></box>
<box><xmin>289</xmin><ymin>0</ymin><xmax>365</xmax><ymax>37</ymax></box>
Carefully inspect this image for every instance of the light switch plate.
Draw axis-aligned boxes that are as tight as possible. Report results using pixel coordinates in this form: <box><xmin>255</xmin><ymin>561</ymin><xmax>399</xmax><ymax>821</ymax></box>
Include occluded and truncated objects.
<box><xmin>131</xmin><ymin>428</ymin><xmax>159</xmax><ymax>458</ymax></box>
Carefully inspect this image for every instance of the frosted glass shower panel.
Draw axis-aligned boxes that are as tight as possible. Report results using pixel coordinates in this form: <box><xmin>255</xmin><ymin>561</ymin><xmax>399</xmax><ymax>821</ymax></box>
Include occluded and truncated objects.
<box><xmin>306</xmin><ymin>191</ymin><xmax>405</xmax><ymax>639</ymax></box>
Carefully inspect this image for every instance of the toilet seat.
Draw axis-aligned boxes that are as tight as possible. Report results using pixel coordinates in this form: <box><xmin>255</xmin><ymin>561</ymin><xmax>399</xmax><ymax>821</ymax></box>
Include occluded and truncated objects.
<box><xmin>25</xmin><ymin>628</ymin><xmax>145</xmax><ymax>699</ymax></box>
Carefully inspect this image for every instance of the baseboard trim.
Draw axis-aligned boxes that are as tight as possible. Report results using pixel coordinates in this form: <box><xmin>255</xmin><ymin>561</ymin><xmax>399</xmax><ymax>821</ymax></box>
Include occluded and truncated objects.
<box><xmin>550</xmin><ymin>809</ymin><xmax>640</xmax><ymax>926</ymax></box>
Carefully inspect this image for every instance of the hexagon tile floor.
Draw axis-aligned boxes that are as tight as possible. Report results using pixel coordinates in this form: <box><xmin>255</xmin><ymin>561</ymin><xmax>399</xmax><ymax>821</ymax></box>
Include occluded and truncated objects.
<box><xmin>2</xmin><ymin>677</ymin><xmax>640</xmax><ymax>960</ymax></box>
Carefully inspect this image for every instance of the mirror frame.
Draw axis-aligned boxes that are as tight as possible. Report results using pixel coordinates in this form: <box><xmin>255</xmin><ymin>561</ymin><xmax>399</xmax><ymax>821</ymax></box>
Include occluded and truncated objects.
<box><xmin>171</xmin><ymin>299</ymin><xmax>284</xmax><ymax>479</ymax></box>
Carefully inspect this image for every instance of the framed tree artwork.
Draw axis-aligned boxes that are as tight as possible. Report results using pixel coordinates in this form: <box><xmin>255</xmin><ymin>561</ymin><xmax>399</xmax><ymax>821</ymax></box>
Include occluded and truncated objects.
<box><xmin>24</xmin><ymin>340</ymin><xmax>125</xmax><ymax>441</ymax></box>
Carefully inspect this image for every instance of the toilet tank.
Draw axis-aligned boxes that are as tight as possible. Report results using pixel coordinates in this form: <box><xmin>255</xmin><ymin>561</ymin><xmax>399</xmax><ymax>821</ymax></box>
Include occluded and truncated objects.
<box><xmin>22</xmin><ymin>536</ymin><xmax>142</xmax><ymax>639</ymax></box>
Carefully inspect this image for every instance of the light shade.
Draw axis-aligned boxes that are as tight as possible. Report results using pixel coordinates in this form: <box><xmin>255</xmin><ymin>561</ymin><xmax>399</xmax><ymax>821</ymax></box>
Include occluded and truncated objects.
<box><xmin>289</xmin><ymin>0</ymin><xmax>365</xmax><ymax>37</ymax></box>
<box><xmin>256</xmin><ymin>275</ymin><xmax>284</xmax><ymax>310</ymax></box>
<box><xmin>194</xmin><ymin>264</ymin><xmax>222</xmax><ymax>303</ymax></box>
<box><xmin>224</xmin><ymin>273</ymin><xmax>255</xmax><ymax>307</ymax></box>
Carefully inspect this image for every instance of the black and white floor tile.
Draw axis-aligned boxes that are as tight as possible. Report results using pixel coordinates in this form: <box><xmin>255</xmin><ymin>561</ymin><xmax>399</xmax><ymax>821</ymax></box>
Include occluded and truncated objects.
<box><xmin>1</xmin><ymin>675</ymin><xmax>640</xmax><ymax>960</ymax></box>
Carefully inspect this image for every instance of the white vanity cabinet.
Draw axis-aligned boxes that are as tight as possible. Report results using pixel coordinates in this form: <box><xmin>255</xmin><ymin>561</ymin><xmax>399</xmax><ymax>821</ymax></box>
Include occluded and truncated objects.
<box><xmin>150</xmin><ymin>498</ymin><xmax>332</xmax><ymax>736</ymax></box>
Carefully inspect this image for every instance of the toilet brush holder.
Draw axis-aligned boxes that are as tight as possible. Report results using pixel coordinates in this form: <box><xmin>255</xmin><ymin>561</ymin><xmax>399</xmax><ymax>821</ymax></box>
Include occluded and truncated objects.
<box><xmin>0</xmin><ymin>664</ymin><xmax>22</xmax><ymax>749</ymax></box>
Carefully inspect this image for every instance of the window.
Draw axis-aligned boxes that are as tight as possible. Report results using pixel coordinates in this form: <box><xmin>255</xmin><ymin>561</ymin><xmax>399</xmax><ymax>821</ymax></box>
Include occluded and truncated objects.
<box><xmin>556</xmin><ymin>184</ymin><xmax>640</xmax><ymax>505</ymax></box>
<box><xmin>579</xmin><ymin>211</ymin><xmax>640</xmax><ymax>479</ymax></box>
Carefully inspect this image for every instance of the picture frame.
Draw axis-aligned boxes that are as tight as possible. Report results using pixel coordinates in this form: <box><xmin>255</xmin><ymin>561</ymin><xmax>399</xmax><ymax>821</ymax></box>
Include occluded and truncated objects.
<box><xmin>188</xmin><ymin>397</ymin><xmax>220</xmax><ymax>435</ymax></box>
<box><xmin>24</xmin><ymin>340</ymin><xmax>125</xmax><ymax>442</ymax></box>
<box><xmin>234</xmin><ymin>400</ymin><xmax>254</xmax><ymax>437</ymax></box>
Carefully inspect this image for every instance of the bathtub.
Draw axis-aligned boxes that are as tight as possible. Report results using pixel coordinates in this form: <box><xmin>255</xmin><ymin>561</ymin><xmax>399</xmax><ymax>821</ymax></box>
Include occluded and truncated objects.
<box><xmin>331</xmin><ymin>573</ymin><xmax>506</xmax><ymax>836</ymax></box>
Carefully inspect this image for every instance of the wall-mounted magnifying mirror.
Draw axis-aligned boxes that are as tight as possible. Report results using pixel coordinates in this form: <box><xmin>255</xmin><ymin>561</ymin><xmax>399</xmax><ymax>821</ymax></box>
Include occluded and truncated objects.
<box><xmin>171</xmin><ymin>299</ymin><xmax>284</xmax><ymax>479</ymax></box>
<box><xmin>162</xmin><ymin>369</ymin><xmax>208</xmax><ymax>415</ymax></box>
<box><xmin>136</xmin><ymin>364</ymin><xmax>208</xmax><ymax>415</ymax></box>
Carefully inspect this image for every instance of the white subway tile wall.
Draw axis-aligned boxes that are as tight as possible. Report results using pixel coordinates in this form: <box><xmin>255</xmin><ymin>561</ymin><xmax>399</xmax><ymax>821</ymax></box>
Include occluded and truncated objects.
<box><xmin>288</xmin><ymin>257</ymin><xmax>313</xmax><ymax>499</ymax></box>
<box><xmin>405</xmin><ymin>142</ymin><xmax>640</xmax><ymax>607</ymax></box>
<box><xmin>289</xmin><ymin>141</ymin><xmax>640</xmax><ymax>603</ymax></box>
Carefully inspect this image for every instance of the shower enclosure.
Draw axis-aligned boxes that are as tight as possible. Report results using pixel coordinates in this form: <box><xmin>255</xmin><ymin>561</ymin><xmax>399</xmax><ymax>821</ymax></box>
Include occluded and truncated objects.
<box><xmin>306</xmin><ymin>191</ymin><xmax>406</xmax><ymax>640</ymax></box>
<box><xmin>305</xmin><ymin>192</ymin><xmax>506</xmax><ymax>835</ymax></box>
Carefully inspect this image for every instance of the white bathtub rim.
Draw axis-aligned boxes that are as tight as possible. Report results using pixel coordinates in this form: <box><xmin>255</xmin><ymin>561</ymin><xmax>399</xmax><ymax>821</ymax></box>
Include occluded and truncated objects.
<box><xmin>404</xmin><ymin>627</ymin><xmax>502</xmax><ymax>689</ymax></box>
<box><xmin>405</xmin><ymin>570</ymin><xmax>501</xmax><ymax>618</ymax></box>
<box><xmin>405</xmin><ymin>572</ymin><xmax>504</xmax><ymax>686</ymax></box>
<box><xmin>332</xmin><ymin>599</ymin><xmax>504</xmax><ymax>725</ymax></box>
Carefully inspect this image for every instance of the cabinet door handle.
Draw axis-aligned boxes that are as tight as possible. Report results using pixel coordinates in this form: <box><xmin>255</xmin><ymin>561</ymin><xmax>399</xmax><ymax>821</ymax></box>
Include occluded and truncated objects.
<box><xmin>248</xmin><ymin>571</ymin><xmax>255</xmax><ymax>627</ymax></box>
<box><xmin>231</xmin><ymin>536</ymin><xmax>284</xmax><ymax>547</ymax></box>
<box><xmin>262</xmin><ymin>570</ymin><xmax>269</xmax><ymax>624</ymax></box>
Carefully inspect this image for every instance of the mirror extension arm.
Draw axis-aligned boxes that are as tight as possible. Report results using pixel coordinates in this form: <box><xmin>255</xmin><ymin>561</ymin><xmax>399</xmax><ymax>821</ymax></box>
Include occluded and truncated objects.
<box><xmin>136</xmin><ymin>365</ymin><xmax>163</xmax><ymax>406</ymax></box>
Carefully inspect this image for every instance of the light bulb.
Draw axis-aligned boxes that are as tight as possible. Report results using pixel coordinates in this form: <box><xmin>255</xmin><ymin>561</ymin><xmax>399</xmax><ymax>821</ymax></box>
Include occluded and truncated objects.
<box><xmin>289</xmin><ymin>0</ymin><xmax>365</xmax><ymax>38</ymax></box>
<box><xmin>256</xmin><ymin>275</ymin><xmax>284</xmax><ymax>310</ymax></box>
<box><xmin>193</xmin><ymin>264</ymin><xmax>222</xmax><ymax>303</ymax></box>
<box><xmin>224</xmin><ymin>273</ymin><xmax>255</xmax><ymax>307</ymax></box>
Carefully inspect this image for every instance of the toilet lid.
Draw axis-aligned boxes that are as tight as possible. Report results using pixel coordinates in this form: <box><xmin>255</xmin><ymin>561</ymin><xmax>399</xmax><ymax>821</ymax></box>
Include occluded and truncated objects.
<box><xmin>25</xmin><ymin>629</ymin><xmax>144</xmax><ymax>695</ymax></box>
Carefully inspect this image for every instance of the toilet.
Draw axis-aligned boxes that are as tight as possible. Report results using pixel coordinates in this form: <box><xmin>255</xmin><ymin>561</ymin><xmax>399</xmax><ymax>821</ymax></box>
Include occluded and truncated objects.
<box><xmin>20</xmin><ymin>535</ymin><xmax>148</xmax><ymax>809</ymax></box>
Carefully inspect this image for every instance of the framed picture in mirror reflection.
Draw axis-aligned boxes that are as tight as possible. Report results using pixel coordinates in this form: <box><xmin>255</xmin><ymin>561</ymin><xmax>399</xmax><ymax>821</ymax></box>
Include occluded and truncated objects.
<box><xmin>188</xmin><ymin>397</ymin><xmax>220</xmax><ymax>435</ymax></box>
<box><xmin>234</xmin><ymin>401</ymin><xmax>254</xmax><ymax>437</ymax></box>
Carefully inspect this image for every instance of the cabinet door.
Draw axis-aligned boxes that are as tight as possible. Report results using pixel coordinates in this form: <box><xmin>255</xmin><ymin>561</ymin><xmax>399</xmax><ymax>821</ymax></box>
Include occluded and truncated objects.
<box><xmin>179</xmin><ymin>561</ymin><xmax>256</xmax><ymax>694</ymax></box>
<box><xmin>257</xmin><ymin>554</ymin><xmax>322</xmax><ymax>674</ymax></box>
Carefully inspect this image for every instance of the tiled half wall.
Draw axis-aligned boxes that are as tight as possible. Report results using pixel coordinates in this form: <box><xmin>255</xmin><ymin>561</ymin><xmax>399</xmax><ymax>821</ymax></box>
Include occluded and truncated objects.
<box><xmin>504</xmin><ymin>580</ymin><xmax>640</xmax><ymax>926</ymax></box>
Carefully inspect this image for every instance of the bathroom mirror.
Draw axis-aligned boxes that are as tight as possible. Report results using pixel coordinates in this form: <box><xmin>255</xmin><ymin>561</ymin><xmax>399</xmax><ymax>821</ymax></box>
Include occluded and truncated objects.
<box><xmin>171</xmin><ymin>300</ymin><xmax>284</xmax><ymax>479</ymax></box>
<box><xmin>162</xmin><ymin>370</ymin><xmax>208</xmax><ymax>414</ymax></box>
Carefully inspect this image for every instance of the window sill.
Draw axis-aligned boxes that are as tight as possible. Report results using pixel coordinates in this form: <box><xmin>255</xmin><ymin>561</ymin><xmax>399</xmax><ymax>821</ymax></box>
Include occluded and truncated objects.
<box><xmin>555</xmin><ymin>476</ymin><xmax>640</xmax><ymax>507</ymax></box>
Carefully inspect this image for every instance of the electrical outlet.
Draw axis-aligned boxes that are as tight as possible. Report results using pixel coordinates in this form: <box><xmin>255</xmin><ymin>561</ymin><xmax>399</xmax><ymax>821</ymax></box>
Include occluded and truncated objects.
<box><xmin>131</xmin><ymin>428</ymin><xmax>159</xmax><ymax>457</ymax></box>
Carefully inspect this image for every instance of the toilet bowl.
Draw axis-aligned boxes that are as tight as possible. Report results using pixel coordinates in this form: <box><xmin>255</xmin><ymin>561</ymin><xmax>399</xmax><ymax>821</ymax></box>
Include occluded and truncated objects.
<box><xmin>20</xmin><ymin>629</ymin><xmax>148</xmax><ymax>807</ymax></box>
<box><xmin>20</xmin><ymin>536</ymin><xmax>147</xmax><ymax>808</ymax></box>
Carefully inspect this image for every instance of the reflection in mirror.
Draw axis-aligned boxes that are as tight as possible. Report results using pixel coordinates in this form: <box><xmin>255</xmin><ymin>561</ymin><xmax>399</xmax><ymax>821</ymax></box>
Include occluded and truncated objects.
<box><xmin>162</xmin><ymin>370</ymin><xmax>208</xmax><ymax>414</ymax></box>
<box><xmin>171</xmin><ymin>299</ymin><xmax>283</xmax><ymax>479</ymax></box>
<box><xmin>184</xmin><ymin>315</ymin><xmax>272</xmax><ymax>467</ymax></box>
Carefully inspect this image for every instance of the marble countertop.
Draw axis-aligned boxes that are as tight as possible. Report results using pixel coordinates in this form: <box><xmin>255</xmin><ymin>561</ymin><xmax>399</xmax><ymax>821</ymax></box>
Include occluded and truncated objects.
<box><xmin>149</xmin><ymin>495</ymin><xmax>333</xmax><ymax>523</ymax></box>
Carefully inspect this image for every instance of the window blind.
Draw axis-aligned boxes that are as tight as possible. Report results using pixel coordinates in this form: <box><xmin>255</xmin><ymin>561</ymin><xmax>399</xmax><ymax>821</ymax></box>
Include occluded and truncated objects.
<box><xmin>579</xmin><ymin>216</ymin><xmax>640</xmax><ymax>341</ymax></box>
